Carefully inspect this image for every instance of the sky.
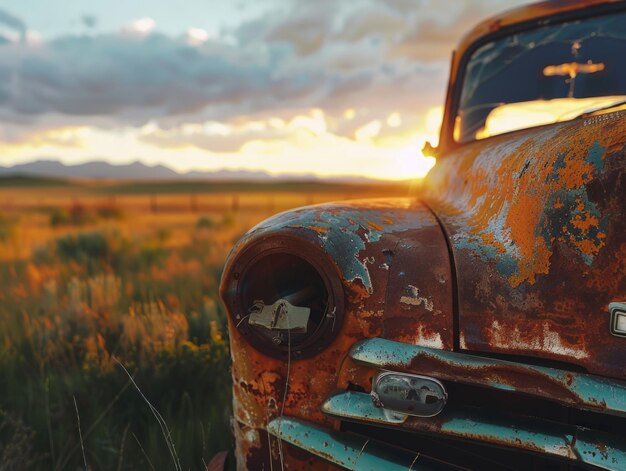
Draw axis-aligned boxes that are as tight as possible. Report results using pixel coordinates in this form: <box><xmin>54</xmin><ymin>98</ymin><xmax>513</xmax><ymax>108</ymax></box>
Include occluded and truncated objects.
<box><xmin>0</xmin><ymin>0</ymin><xmax>533</xmax><ymax>180</ymax></box>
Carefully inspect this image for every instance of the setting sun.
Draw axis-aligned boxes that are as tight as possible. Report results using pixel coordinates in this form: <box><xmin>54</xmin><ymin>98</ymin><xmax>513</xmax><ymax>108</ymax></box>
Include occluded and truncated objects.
<box><xmin>2</xmin><ymin>106</ymin><xmax>443</xmax><ymax>180</ymax></box>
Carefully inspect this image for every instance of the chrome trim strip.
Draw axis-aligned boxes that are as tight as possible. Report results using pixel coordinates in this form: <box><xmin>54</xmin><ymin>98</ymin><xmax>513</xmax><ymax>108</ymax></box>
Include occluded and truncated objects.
<box><xmin>350</xmin><ymin>337</ymin><xmax>626</xmax><ymax>417</ymax></box>
<box><xmin>267</xmin><ymin>417</ymin><xmax>443</xmax><ymax>470</ymax></box>
<box><xmin>323</xmin><ymin>391</ymin><xmax>626</xmax><ymax>470</ymax></box>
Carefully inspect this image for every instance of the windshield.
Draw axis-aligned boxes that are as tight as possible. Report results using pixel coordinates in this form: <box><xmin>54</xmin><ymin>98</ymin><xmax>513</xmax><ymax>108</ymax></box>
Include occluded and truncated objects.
<box><xmin>455</xmin><ymin>10</ymin><xmax>626</xmax><ymax>143</ymax></box>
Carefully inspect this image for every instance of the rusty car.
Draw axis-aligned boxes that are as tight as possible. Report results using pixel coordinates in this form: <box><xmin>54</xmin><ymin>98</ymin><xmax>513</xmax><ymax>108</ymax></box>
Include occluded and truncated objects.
<box><xmin>218</xmin><ymin>0</ymin><xmax>626</xmax><ymax>469</ymax></box>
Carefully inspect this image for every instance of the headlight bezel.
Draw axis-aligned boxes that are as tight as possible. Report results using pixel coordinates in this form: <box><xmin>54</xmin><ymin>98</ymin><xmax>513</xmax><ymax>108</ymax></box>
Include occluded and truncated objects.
<box><xmin>225</xmin><ymin>235</ymin><xmax>345</xmax><ymax>360</ymax></box>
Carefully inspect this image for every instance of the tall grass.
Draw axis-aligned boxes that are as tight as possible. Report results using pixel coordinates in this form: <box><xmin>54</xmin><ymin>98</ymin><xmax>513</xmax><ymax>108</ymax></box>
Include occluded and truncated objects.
<box><xmin>0</xmin><ymin>183</ymin><xmax>410</xmax><ymax>469</ymax></box>
<box><xmin>0</xmin><ymin>223</ymin><xmax>232</xmax><ymax>470</ymax></box>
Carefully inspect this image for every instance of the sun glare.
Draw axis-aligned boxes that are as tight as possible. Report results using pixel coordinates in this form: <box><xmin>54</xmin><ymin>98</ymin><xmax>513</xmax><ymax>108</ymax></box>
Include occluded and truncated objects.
<box><xmin>5</xmin><ymin>104</ymin><xmax>446</xmax><ymax>181</ymax></box>
<box><xmin>388</xmin><ymin>132</ymin><xmax>438</xmax><ymax>180</ymax></box>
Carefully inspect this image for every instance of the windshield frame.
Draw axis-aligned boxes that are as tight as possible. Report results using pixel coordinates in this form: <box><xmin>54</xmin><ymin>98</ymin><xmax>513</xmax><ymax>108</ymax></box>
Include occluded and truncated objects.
<box><xmin>440</xmin><ymin>1</ymin><xmax>626</xmax><ymax>155</ymax></box>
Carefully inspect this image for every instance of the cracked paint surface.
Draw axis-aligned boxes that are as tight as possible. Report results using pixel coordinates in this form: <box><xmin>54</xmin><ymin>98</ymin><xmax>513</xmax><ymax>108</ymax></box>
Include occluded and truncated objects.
<box><xmin>435</xmin><ymin>124</ymin><xmax>612</xmax><ymax>287</ymax></box>
<box><xmin>426</xmin><ymin>111</ymin><xmax>625</xmax><ymax>377</ymax></box>
<box><xmin>229</xmin><ymin>199</ymin><xmax>429</xmax><ymax>294</ymax></box>
<box><xmin>399</xmin><ymin>285</ymin><xmax>434</xmax><ymax>311</ymax></box>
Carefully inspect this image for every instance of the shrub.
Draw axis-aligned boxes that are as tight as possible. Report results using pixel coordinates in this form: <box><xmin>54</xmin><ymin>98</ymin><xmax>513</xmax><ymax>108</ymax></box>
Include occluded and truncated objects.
<box><xmin>56</xmin><ymin>232</ymin><xmax>111</xmax><ymax>263</ymax></box>
<box><xmin>195</xmin><ymin>216</ymin><xmax>215</xmax><ymax>229</ymax></box>
<box><xmin>49</xmin><ymin>208</ymin><xmax>71</xmax><ymax>227</ymax></box>
<box><xmin>49</xmin><ymin>204</ymin><xmax>95</xmax><ymax>227</ymax></box>
<box><xmin>221</xmin><ymin>211</ymin><xmax>235</xmax><ymax>227</ymax></box>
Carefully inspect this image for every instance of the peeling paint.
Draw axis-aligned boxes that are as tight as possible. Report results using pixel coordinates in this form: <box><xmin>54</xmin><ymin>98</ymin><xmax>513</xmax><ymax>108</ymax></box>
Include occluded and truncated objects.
<box><xmin>399</xmin><ymin>285</ymin><xmax>434</xmax><ymax>311</ymax></box>
<box><xmin>427</xmin><ymin>109</ymin><xmax>625</xmax><ymax>378</ymax></box>
<box><xmin>438</xmin><ymin>129</ymin><xmax>612</xmax><ymax>286</ymax></box>
<box><xmin>350</xmin><ymin>337</ymin><xmax>626</xmax><ymax>417</ymax></box>
<box><xmin>490</xmin><ymin>320</ymin><xmax>589</xmax><ymax>360</ymax></box>
<box><xmin>459</xmin><ymin>332</ymin><xmax>467</xmax><ymax>350</ymax></box>
<box><xmin>324</xmin><ymin>389</ymin><xmax>626</xmax><ymax>468</ymax></box>
<box><xmin>227</xmin><ymin>199</ymin><xmax>429</xmax><ymax>294</ymax></box>
<box><xmin>414</xmin><ymin>327</ymin><xmax>444</xmax><ymax>349</ymax></box>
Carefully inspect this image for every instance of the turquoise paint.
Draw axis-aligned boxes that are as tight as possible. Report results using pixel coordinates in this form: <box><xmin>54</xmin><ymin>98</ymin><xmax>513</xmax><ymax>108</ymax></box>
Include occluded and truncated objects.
<box><xmin>455</xmin><ymin>139</ymin><xmax>609</xmax><ymax>278</ymax></box>
<box><xmin>586</xmin><ymin>140</ymin><xmax>606</xmax><ymax>174</ymax></box>
<box><xmin>267</xmin><ymin>417</ymin><xmax>421</xmax><ymax>470</ymax></box>
<box><xmin>234</xmin><ymin>201</ymin><xmax>430</xmax><ymax>293</ymax></box>
<box><xmin>323</xmin><ymin>388</ymin><xmax>626</xmax><ymax>468</ymax></box>
<box><xmin>537</xmin><ymin>187</ymin><xmax>608</xmax><ymax>266</ymax></box>
<box><xmin>453</xmin><ymin>235</ymin><xmax>520</xmax><ymax>277</ymax></box>
<box><xmin>351</xmin><ymin>337</ymin><xmax>626</xmax><ymax>417</ymax></box>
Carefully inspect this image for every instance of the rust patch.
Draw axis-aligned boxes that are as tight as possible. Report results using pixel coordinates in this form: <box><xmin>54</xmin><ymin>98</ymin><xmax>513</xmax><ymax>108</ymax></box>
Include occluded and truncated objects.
<box><xmin>426</xmin><ymin>114</ymin><xmax>626</xmax><ymax>379</ymax></box>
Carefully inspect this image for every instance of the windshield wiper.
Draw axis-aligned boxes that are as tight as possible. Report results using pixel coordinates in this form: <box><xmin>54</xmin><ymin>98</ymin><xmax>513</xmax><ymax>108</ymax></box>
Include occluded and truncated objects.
<box><xmin>574</xmin><ymin>99</ymin><xmax>626</xmax><ymax>120</ymax></box>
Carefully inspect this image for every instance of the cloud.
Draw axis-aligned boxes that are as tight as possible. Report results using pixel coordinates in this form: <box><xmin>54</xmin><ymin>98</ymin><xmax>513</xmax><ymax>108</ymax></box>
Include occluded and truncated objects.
<box><xmin>236</xmin><ymin>0</ymin><xmax>338</xmax><ymax>56</ymax></box>
<box><xmin>0</xmin><ymin>32</ymin><xmax>321</xmax><ymax>122</ymax></box>
<box><xmin>0</xmin><ymin>25</ymin><xmax>439</xmax><ymax>129</ymax></box>
<box><xmin>139</xmin><ymin>119</ymin><xmax>289</xmax><ymax>153</ymax></box>
<box><xmin>122</xmin><ymin>17</ymin><xmax>156</xmax><ymax>37</ymax></box>
<box><xmin>186</xmin><ymin>27</ymin><xmax>212</xmax><ymax>45</ymax></box>
<box><xmin>0</xmin><ymin>8</ymin><xmax>26</xmax><ymax>43</ymax></box>
<box><xmin>238</xmin><ymin>0</ymin><xmax>532</xmax><ymax>62</ymax></box>
<box><xmin>81</xmin><ymin>15</ymin><xmax>98</xmax><ymax>29</ymax></box>
<box><xmin>0</xmin><ymin>0</ymin><xmax>533</xmax><ymax>149</ymax></box>
<box><xmin>139</xmin><ymin>109</ymin><xmax>337</xmax><ymax>153</ymax></box>
<box><xmin>337</xmin><ymin>5</ymin><xmax>406</xmax><ymax>43</ymax></box>
<box><xmin>0</xmin><ymin>121</ymin><xmax>86</xmax><ymax>148</ymax></box>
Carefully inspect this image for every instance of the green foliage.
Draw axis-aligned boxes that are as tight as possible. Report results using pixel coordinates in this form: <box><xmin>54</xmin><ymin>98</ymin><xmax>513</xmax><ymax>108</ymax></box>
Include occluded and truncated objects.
<box><xmin>49</xmin><ymin>208</ymin><xmax>70</xmax><ymax>227</ymax></box>
<box><xmin>0</xmin><ymin>175</ymin><xmax>74</xmax><ymax>188</ymax></box>
<box><xmin>56</xmin><ymin>231</ymin><xmax>111</xmax><ymax>262</ymax></box>
<box><xmin>50</xmin><ymin>203</ymin><xmax>125</xmax><ymax>227</ymax></box>
<box><xmin>0</xmin><ymin>410</ymin><xmax>41</xmax><ymax>471</ymax></box>
<box><xmin>196</xmin><ymin>216</ymin><xmax>216</xmax><ymax>229</ymax></box>
<box><xmin>96</xmin><ymin>179</ymin><xmax>411</xmax><ymax>195</ymax></box>
<box><xmin>0</xmin><ymin>183</ymin><xmax>407</xmax><ymax>470</ymax></box>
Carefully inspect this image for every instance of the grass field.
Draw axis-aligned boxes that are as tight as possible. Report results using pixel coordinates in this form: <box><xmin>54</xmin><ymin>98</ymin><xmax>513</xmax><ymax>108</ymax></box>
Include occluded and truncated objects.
<box><xmin>0</xmin><ymin>177</ymin><xmax>413</xmax><ymax>470</ymax></box>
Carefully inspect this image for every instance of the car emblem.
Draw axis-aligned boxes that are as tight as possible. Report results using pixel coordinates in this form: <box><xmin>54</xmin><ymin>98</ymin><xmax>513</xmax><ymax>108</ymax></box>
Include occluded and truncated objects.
<box><xmin>371</xmin><ymin>371</ymin><xmax>447</xmax><ymax>419</ymax></box>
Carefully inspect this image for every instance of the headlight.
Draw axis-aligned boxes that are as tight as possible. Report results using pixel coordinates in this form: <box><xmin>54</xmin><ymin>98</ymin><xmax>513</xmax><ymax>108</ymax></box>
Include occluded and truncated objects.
<box><xmin>225</xmin><ymin>238</ymin><xmax>344</xmax><ymax>360</ymax></box>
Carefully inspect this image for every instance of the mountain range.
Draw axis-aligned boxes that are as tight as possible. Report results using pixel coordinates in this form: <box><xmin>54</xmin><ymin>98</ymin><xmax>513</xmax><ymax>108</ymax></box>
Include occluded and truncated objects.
<box><xmin>0</xmin><ymin>159</ymin><xmax>376</xmax><ymax>183</ymax></box>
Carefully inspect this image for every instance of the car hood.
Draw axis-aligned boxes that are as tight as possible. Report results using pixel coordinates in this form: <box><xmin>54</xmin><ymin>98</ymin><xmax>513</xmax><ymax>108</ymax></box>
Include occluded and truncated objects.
<box><xmin>425</xmin><ymin>111</ymin><xmax>626</xmax><ymax>378</ymax></box>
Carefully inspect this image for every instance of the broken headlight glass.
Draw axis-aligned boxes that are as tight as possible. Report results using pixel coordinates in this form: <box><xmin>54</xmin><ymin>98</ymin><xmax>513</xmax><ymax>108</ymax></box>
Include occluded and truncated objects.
<box><xmin>235</xmin><ymin>251</ymin><xmax>343</xmax><ymax>360</ymax></box>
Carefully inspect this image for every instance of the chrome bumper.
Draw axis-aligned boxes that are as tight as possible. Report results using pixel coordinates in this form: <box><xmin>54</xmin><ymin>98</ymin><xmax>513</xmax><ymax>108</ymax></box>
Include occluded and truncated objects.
<box><xmin>323</xmin><ymin>391</ymin><xmax>626</xmax><ymax>470</ymax></box>
<box><xmin>267</xmin><ymin>417</ymin><xmax>449</xmax><ymax>471</ymax></box>
<box><xmin>267</xmin><ymin>337</ymin><xmax>626</xmax><ymax>470</ymax></box>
